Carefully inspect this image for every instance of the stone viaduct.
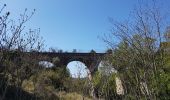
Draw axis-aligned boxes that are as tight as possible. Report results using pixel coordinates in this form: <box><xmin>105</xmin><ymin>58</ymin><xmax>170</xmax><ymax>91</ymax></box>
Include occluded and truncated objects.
<box><xmin>29</xmin><ymin>52</ymin><xmax>106</xmax><ymax>73</ymax></box>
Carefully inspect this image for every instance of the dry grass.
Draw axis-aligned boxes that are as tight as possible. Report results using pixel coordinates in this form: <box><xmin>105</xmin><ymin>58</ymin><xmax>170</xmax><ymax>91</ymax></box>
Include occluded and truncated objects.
<box><xmin>22</xmin><ymin>80</ymin><xmax>35</xmax><ymax>93</ymax></box>
<box><xmin>57</xmin><ymin>91</ymin><xmax>92</xmax><ymax>100</ymax></box>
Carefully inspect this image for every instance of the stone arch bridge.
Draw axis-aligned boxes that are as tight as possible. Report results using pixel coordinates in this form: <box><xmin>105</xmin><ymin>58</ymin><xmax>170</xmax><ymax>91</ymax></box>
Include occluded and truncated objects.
<box><xmin>29</xmin><ymin>52</ymin><xmax>106</xmax><ymax>73</ymax></box>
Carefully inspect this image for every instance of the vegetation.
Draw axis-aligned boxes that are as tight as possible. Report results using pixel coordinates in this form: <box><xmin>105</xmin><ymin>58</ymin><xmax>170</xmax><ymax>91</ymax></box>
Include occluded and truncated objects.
<box><xmin>102</xmin><ymin>1</ymin><xmax>170</xmax><ymax>99</ymax></box>
<box><xmin>0</xmin><ymin>1</ymin><xmax>170</xmax><ymax>100</ymax></box>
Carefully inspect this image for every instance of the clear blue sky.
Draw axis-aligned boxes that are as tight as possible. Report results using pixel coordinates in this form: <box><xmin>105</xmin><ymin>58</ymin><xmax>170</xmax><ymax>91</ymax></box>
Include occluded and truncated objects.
<box><xmin>0</xmin><ymin>0</ymin><xmax>135</xmax><ymax>52</ymax></box>
<box><xmin>1</xmin><ymin>0</ymin><xmax>169</xmax><ymax>77</ymax></box>
<box><xmin>1</xmin><ymin>0</ymin><xmax>170</xmax><ymax>52</ymax></box>
<box><xmin>1</xmin><ymin>0</ymin><xmax>169</xmax><ymax>52</ymax></box>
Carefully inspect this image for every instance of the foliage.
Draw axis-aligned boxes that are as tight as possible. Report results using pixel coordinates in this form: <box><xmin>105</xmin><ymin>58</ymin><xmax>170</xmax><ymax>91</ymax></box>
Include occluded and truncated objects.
<box><xmin>103</xmin><ymin>1</ymin><xmax>170</xmax><ymax>99</ymax></box>
<box><xmin>0</xmin><ymin>4</ymin><xmax>44</xmax><ymax>100</ymax></box>
<box><xmin>90</xmin><ymin>49</ymin><xmax>96</xmax><ymax>53</ymax></box>
<box><xmin>92</xmin><ymin>70</ymin><xmax>119</xmax><ymax>99</ymax></box>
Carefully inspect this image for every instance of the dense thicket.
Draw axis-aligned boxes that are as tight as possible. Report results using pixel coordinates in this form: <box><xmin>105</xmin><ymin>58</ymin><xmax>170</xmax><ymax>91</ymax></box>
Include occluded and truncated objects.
<box><xmin>102</xmin><ymin>1</ymin><xmax>170</xmax><ymax>99</ymax></box>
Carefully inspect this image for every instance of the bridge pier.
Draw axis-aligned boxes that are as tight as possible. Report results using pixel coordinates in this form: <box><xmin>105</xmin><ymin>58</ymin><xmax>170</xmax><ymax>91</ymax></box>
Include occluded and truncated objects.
<box><xmin>86</xmin><ymin>60</ymin><xmax>101</xmax><ymax>99</ymax></box>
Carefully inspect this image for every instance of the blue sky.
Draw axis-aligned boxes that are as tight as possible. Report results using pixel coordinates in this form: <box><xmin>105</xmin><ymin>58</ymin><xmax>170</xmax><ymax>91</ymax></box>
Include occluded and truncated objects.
<box><xmin>1</xmin><ymin>0</ymin><xmax>169</xmax><ymax>52</ymax></box>
<box><xmin>1</xmin><ymin>0</ymin><xmax>170</xmax><ymax>77</ymax></box>
<box><xmin>0</xmin><ymin>0</ymin><xmax>140</xmax><ymax>52</ymax></box>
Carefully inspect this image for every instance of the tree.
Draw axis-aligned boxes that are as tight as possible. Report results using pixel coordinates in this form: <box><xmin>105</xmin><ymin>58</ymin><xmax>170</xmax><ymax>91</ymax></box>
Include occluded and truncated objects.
<box><xmin>0</xmin><ymin>4</ymin><xmax>44</xmax><ymax>99</ymax></box>
<box><xmin>92</xmin><ymin>71</ymin><xmax>118</xmax><ymax>99</ymax></box>
<box><xmin>103</xmin><ymin>1</ymin><xmax>170</xmax><ymax>99</ymax></box>
<box><xmin>90</xmin><ymin>49</ymin><xmax>96</xmax><ymax>53</ymax></box>
<box><xmin>58</xmin><ymin>49</ymin><xmax>63</xmax><ymax>53</ymax></box>
<box><xmin>106</xmin><ymin>49</ymin><xmax>112</xmax><ymax>54</ymax></box>
<box><xmin>72</xmin><ymin>49</ymin><xmax>77</xmax><ymax>53</ymax></box>
<box><xmin>49</xmin><ymin>47</ymin><xmax>58</xmax><ymax>52</ymax></box>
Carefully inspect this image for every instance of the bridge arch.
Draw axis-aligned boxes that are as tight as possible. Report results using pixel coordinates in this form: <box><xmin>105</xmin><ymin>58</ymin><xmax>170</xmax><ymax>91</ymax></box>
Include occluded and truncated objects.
<box><xmin>67</xmin><ymin>61</ymin><xmax>89</xmax><ymax>78</ymax></box>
